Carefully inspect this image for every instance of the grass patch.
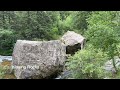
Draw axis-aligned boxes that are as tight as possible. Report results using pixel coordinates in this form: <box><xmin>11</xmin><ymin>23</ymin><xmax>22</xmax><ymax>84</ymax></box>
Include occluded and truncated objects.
<box><xmin>0</xmin><ymin>60</ymin><xmax>16</xmax><ymax>79</ymax></box>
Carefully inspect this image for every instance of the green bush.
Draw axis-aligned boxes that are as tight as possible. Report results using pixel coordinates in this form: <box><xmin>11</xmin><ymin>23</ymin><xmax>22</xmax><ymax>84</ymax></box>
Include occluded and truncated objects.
<box><xmin>66</xmin><ymin>45</ymin><xmax>109</xmax><ymax>79</ymax></box>
<box><xmin>0</xmin><ymin>29</ymin><xmax>16</xmax><ymax>55</ymax></box>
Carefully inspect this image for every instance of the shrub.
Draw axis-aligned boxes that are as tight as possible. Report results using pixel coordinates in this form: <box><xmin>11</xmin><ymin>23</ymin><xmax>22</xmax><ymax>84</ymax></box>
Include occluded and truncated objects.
<box><xmin>66</xmin><ymin>45</ymin><xmax>109</xmax><ymax>79</ymax></box>
<box><xmin>0</xmin><ymin>29</ymin><xmax>16</xmax><ymax>55</ymax></box>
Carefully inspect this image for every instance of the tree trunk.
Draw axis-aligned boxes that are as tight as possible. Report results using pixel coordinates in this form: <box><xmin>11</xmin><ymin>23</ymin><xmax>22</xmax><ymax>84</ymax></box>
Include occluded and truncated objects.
<box><xmin>112</xmin><ymin>58</ymin><xmax>117</xmax><ymax>74</ymax></box>
<box><xmin>2</xmin><ymin>11</ymin><xmax>5</xmax><ymax>29</ymax></box>
<box><xmin>8</xmin><ymin>11</ymin><xmax>11</xmax><ymax>24</ymax></box>
<box><xmin>27</xmin><ymin>11</ymin><xmax>30</xmax><ymax>27</ymax></box>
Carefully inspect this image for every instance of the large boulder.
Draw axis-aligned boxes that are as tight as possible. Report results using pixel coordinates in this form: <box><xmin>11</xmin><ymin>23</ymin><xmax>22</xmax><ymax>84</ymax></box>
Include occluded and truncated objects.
<box><xmin>12</xmin><ymin>40</ymin><xmax>66</xmax><ymax>79</ymax></box>
<box><xmin>61</xmin><ymin>31</ymin><xmax>85</xmax><ymax>55</ymax></box>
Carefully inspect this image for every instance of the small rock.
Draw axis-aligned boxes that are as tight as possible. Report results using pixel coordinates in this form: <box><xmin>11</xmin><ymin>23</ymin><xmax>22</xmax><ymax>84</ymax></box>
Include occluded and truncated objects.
<box><xmin>104</xmin><ymin>57</ymin><xmax>120</xmax><ymax>72</ymax></box>
<box><xmin>104</xmin><ymin>77</ymin><xmax>110</xmax><ymax>79</ymax></box>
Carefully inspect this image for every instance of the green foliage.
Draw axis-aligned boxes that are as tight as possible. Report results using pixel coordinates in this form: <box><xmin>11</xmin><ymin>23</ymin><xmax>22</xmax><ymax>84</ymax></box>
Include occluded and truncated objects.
<box><xmin>66</xmin><ymin>45</ymin><xmax>109</xmax><ymax>79</ymax></box>
<box><xmin>57</xmin><ymin>11</ymin><xmax>73</xmax><ymax>35</ymax></box>
<box><xmin>0</xmin><ymin>65</ymin><xmax>10</xmax><ymax>79</ymax></box>
<box><xmin>48</xmin><ymin>27</ymin><xmax>61</xmax><ymax>40</ymax></box>
<box><xmin>85</xmin><ymin>11</ymin><xmax>120</xmax><ymax>72</ymax></box>
<box><xmin>70</xmin><ymin>11</ymin><xmax>91</xmax><ymax>35</ymax></box>
<box><xmin>86</xmin><ymin>11</ymin><xmax>119</xmax><ymax>49</ymax></box>
<box><xmin>0</xmin><ymin>29</ymin><xmax>16</xmax><ymax>55</ymax></box>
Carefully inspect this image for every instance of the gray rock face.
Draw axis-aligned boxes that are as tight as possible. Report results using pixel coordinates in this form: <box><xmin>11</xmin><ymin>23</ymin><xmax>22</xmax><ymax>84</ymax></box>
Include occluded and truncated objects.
<box><xmin>12</xmin><ymin>40</ymin><xmax>66</xmax><ymax>79</ymax></box>
<box><xmin>61</xmin><ymin>31</ymin><xmax>85</xmax><ymax>55</ymax></box>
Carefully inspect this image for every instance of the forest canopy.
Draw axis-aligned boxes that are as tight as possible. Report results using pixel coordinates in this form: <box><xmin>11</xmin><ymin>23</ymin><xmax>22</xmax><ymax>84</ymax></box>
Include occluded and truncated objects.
<box><xmin>0</xmin><ymin>11</ymin><xmax>91</xmax><ymax>55</ymax></box>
